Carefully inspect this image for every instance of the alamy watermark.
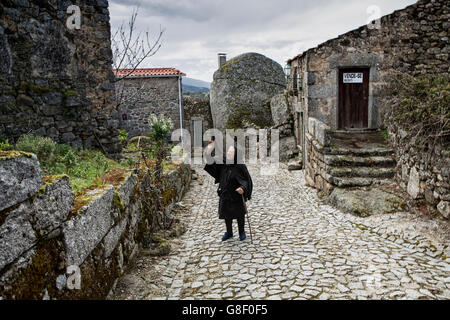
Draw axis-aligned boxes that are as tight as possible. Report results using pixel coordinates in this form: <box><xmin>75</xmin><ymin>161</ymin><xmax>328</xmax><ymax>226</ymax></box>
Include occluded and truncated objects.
<box><xmin>66</xmin><ymin>4</ymin><xmax>81</xmax><ymax>30</ymax></box>
<box><xmin>56</xmin><ymin>265</ymin><xmax>81</xmax><ymax>291</ymax></box>
<box><xmin>170</xmin><ymin>125</ymin><xmax>281</xmax><ymax>176</ymax></box>
<box><xmin>366</xmin><ymin>5</ymin><xmax>382</xmax><ymax>30</ymax></box>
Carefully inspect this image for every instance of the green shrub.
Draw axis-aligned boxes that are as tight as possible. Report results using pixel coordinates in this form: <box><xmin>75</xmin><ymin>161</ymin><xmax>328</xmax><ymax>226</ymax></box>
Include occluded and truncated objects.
<box><xmin>16</xmin><ymin>135</ymin><xmax>56</xmax><ymax>160</ymax></box>
<box><xmin>119</xmin><ymin>129</ymin><xmax>129</xmax><ymax>146</ymax></box>
<box><xmin>381</xmin><ymin>72</ymin><xmax>450</xmax><ymax>149</ymax></box>
<box><xmin>148</xmin><ymin>113</ymin><xmax>173</xmax><ymax>142</ymax></box>
<box><xmin>0</xmin><ymin>137</ymin><xmax>12</xmax><ymax>151</ymax></box>
<box><xmin>13</xmin><ymin>135</ymin><xmax>127</xmax><ymax>193</ymax></box>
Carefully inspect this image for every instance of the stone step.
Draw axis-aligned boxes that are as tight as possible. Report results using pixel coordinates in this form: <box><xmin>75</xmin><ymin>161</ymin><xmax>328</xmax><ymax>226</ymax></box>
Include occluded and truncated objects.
<box><xmin>326</xmin><ymin>130</ymin><xmax>393</xmax><ymax>157</ymax></box>
<box><xmin>324</xmin><ymin>154</ymin><xmax>396</xmax><ymax>168</ymax></box>
<box><xmin>327</xmin><ymin>166</ymin><xmax>396</xmax><ymax>179</ymax></box>
<box><xmin>326</xmin><ymin>176</ymin><xmax>392</xmax><ymax>188</ymax></box>
<box><xmin>324</xmin><ymin>146</ymin><xmax>394</xmax><ymax>157</ymax></box>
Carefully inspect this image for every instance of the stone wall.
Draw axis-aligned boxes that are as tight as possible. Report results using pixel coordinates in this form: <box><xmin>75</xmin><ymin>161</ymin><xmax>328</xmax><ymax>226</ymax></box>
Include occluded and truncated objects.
<box><xmin>0</xmin><ymin>150</ymin><xmax>192</xmax><ymax>299</ymax></box>
<box><xmin>389</xmin><ymin>128</ymin><xmax>450</xmax><ymax>219</ymax></box>
<box><xmin>183</xmin><ymin>96</ymin><xmax>213</xmax><ymax>134</ymax></box>
<box><xmin>0</xmin><ymin>0</ymin><xmax>121</xmax><ymax>158</ymax></box>
<box><xmin>304</xmin><ymin>117</ymin><xmax>332</xmax><ymax>194</ymax></box>
<box><xmin>288</xmin><ymin>0</ymin><xmax>449</xmax><ymax>131</ymax></box>
<box><xmin>117</xmin><ymin>77</ymin><xmax>182</xmax><ymax>138</ymax></box>
<box><xmin>269</xmin><ymin>93</ymin><xmax>298</xmax><ymax>162</ymax></box>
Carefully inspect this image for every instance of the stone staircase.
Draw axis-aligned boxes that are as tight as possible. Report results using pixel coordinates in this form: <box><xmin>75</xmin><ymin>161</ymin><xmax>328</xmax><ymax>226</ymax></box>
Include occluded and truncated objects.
<box><xmin>323</xmin><ymin>130</ymin><xmax>396</xmax><ymax>188</ymax></box>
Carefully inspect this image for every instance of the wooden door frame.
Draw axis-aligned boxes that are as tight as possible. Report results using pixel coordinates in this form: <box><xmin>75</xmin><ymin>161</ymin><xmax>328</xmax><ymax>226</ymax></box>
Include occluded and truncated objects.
<box><xmin>337</xmin><ymin>67</ymin><xmax>370</xmax><ymax>130</ymax></box>
<box><xmin>332</xmin><ymin>65</ymin><xmax>378</xmax><ymax>131</ymax></box>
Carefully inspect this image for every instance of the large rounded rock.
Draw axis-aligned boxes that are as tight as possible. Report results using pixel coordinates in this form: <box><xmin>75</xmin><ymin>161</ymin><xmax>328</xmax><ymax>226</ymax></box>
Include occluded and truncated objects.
<box><xmin>270</xmin><ymin>93</ymin><xmax>290</xmax><ymax>126</ymax></box>
<box><xmin>210</xmin><ymin>52</ymin><xmax>285</xmax><ymax>130</ymax></box>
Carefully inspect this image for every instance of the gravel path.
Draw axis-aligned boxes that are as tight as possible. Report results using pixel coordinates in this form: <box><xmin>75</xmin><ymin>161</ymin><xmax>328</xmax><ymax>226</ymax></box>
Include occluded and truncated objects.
<box><xmin>109</xmin><ymin>164</ymin><xmax>450</xmax><ymax>300</ymax></box>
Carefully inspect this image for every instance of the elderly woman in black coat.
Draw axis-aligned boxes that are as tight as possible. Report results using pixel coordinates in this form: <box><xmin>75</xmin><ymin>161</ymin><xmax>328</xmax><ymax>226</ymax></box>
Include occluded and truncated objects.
<box><xmin>204</xmin><ymin>139</ymin><xmax>253</xmax><ymax>241</ymax></box>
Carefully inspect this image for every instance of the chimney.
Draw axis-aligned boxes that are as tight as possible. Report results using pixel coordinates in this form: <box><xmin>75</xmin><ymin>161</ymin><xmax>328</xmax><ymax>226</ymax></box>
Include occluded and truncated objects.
<box><xmin>218</xmin><ymin>53</ymin><xmax>227</xmax><ymax>68</ymax></box>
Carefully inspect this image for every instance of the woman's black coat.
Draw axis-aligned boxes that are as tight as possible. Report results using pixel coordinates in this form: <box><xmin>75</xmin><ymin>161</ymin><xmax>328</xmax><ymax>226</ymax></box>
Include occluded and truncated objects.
<box><xmin>204</xmin><ymin>160</ymin><xmax>253</xmax><ymax>220</ymax></box>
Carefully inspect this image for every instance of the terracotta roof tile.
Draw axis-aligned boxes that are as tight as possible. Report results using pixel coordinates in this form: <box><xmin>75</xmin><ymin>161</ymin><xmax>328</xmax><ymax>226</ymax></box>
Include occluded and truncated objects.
<box><xmin>114</xmin><ymin>68</ymin><xmax>186</xmax><ymax>78</ymax></box>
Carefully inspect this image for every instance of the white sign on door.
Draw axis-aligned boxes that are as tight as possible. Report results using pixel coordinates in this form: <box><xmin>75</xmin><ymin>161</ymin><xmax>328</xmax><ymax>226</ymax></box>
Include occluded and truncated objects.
<box><xmin>343</xmin><ymin>73</ymin><xmax>363</xmax><ymax>83</ymax></box>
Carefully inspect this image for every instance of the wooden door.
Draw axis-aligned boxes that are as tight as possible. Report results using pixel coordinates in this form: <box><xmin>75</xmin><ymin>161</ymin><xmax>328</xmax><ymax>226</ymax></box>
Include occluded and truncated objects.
<box><xmin>338</xmin><ymin>68</ymin><xmax>370</xmax><ymax>129</ymax></box>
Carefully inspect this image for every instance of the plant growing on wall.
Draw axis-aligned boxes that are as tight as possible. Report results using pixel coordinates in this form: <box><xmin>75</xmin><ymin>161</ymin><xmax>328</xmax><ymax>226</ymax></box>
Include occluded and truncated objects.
<box><xmin>137</xmin><ymin>113</ymin><xmax>175</xmax><ymax>231</ymax></box>
<box><xmin>381</xmin><ymin>71</ymin><xmax>449</xmax><ymax>160</ymax></box>
<box><xmin>119</xmin><ymin>129</ymin><xmax>129</xmax><ymax>147</ymax></box>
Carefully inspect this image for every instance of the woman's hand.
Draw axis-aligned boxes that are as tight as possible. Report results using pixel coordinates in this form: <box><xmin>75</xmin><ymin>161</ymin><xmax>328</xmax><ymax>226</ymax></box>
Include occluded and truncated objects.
<box><xmin>235</xmin><ymin>187</ymin><xmax>244</xmax><ymax>195</ymax></box>
<box><xmin>205</xmin><ymin>140</ymin><xmax>215</xmax><ymax>153</ymax></box>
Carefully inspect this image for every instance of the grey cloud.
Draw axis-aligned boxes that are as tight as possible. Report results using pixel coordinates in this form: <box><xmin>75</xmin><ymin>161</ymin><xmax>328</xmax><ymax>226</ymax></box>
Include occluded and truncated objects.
<box><xmin>109</xmin><ymin>0</ymin><xmax>417</xmax><ymax>82</ymax></box>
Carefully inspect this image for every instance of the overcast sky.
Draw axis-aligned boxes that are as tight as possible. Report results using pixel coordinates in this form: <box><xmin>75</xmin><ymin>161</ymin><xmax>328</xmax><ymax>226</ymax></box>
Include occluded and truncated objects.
<box><xmin>108</xmin><ymin>0</ymin><xmax>417</xmax><ymax>83</ymax></box>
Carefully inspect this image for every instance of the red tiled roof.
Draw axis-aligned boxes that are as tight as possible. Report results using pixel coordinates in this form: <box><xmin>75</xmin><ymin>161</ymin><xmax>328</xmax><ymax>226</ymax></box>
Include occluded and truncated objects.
<box><xmin>114</xmin><ymin>68</ymin><xmax>186</xmax><ymax>78</ymax></box>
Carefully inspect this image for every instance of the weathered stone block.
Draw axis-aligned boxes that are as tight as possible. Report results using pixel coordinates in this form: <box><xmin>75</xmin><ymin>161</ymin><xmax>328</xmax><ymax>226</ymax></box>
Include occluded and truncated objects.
<box><xmin>407</xmin><ymin>166</ymin><xmax>421</xmax><ymax>199</ymax></box>
<box><xmin>437</xmin><ymin>201</ymin><xmax>449</xmax><ymax>219</ymax></box>
<box><xmin>103</xmin><ymin>218</ymin><xmax>127</xmax><ymax>258</ymax></box>
<box><xmin>328</xmin><ymin>188</ymin><xmax>406</xmax><ymax>217</ymax></box>
<box><xmin>62</xmin><ymin>186</ymin><xmax>115</xmax><ymax>266</ymax></box>
<box><xmin>0</xmin><ymin>151</ymin><xmax>42</xmax><ymax>212</ymax></box>
<box><xmin>308</xmin><ymin>118</ymin><xmax>316</xmax><ymax>136</ymax></box>
<box><xmin>116</xmin><ymin>172</ymin><xmax>137</xmax><ymax>208</ymax></box>
<box><xmin>279</xmin><ymin>136</ymin><xmax>297</xmax><ymax>162</ymax></box>
<box><xmin>308</xmin><ymin>85</ymin><xmax>335</xmax><ymax>99</ymax></box>
<box><xmin>0</xmin><ymin>203</ymin><xmax>37</xmax><ymax>271</ymax></box>
<box><xmin>315</xmin><ymin>120</ymin><xmax>330</xmax><ymax>146</ymax></box>
<box><xmin>32</xmin><ymin>176</ymin><xmax>73</xmax><ymax>237</ymax></box>
<box><xmin>270</xmin><ymin>94</ymin><xmax>290</xmax><ymax>126</ymax></box>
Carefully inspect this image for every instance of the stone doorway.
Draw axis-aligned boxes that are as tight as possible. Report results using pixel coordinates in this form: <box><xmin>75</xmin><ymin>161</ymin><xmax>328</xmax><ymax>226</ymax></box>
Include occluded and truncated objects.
<box><xmin>338</xmin><ymin>68</ymin><xmax>370</xmax><ymax>130</ymax></box>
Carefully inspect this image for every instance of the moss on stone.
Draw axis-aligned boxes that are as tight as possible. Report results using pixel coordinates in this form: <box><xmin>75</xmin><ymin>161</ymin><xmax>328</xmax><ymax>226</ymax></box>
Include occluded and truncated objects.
<box><xmin>220</xmin><ymin>58</ymin><xmax>240</xmax><ymax>73</ymax></box>
<box><xmin>0</xmin><ymin>237</ymin><xmax>64</xmax><ymax>300</ymax></box>
<box><xmin>70</xmin><ymin>185</ymin><xmax>110</xmax><ymax>219</ymax></box>
<box><xmin>162</xmin><ymin>186</ymin><xmax>176</xmax><ymax>206</ymax></box>
<box><xmin>100</xmin><ymin>168</ymin><xmax>130</xmax><ymax>187</ymax></box>
<box><xmin>61</xmin><ymin>88</ymin><xmax>79</xmax><ymax>98</ymax></box>
<box><xmin>33</xmin><ymin>175</ymin><xmax>68</xmax><ymax>200</ymax></box>
<box><xmin>113</xmin><ymin>190</ymin><xmax>125</xmax><ymax>219</ymax></box>
<box><xmin>225</xmin><ymin>101</ymin><xmax>273</xmax><ymax>129</ymax></box>
<box><xmin>0</xmin><ymin>150</ymin><xmax>34</xmax><ymax>161</ymax></box>
<box><xmin>19</xmin><ymin>81</ymin><xmax>54</xmax><ymax>94</ymax></box>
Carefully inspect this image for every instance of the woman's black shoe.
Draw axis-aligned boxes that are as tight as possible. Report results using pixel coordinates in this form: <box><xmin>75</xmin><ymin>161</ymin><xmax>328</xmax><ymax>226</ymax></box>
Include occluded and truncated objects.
<box><xmin>222</xmin><ymin>232</ymin><xmax>233</xmax><ymax>241</ymax></box>
<box><xmin>239</xmin><ymin>232</ymin><xmax>247</xmax><ymax>241</ymax></box>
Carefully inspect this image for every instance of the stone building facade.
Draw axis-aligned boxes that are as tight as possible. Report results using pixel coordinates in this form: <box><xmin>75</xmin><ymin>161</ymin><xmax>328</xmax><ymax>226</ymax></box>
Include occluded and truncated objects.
<box><xmin>0</xmin><ymin>0</ymin><xmax>122</xmax><ymax>158</ymax></box>
<box><xmin>115</xmin><ymin>68</ymin><xmax>185</xmax><ymax>138</ymax></box>
<box><xmin>286</xmin><ymin>0</ymin><xmax>449</xmax><ymax>217</ymax></box>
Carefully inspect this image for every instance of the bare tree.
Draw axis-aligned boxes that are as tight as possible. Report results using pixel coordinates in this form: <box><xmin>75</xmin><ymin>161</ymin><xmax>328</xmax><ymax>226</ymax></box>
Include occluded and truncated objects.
<box><xmin>111</xmin><ymin>7</ymin><xmax>165</xmax><ymax>109</ymax></box>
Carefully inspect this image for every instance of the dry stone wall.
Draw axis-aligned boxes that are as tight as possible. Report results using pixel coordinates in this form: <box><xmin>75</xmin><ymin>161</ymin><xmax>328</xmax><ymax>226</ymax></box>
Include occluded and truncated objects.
<box><xmin>0</xmin><ymin>150</ymin><xmax>192</xmax><ymax>299</ymax></box>
<box><xmin>389</xmin><ymin>127</ymin><xmax>450</xmax><ymax>219</ymax></box>
<box><xmin>0</xmin><ymin>0</ymin><xmax>122</xmax><ymax>158</ymax></box>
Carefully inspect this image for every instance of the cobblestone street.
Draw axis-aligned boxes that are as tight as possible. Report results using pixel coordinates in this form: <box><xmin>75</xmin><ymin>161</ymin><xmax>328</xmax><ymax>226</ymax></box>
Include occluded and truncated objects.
<box><xmin>110</xmin><ymin>165</ymin><xmax>450</xmax><ymax>300</ymax></box>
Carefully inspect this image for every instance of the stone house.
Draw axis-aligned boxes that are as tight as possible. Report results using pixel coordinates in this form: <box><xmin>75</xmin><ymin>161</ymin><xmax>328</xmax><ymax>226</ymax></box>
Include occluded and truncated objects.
<box><xmin>285</xmin><ymin>0</ymin><xmax>449</xmax><ymax>217</ymax></box>
<box><xmin>114</xmin><ymin>68</ymin><xmax>186</xmax><ymax>138</ymax></box>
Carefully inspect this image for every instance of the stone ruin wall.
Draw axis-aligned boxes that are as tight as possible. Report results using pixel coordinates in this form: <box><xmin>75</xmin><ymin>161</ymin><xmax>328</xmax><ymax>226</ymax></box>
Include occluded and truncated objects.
<box><xmin>0</xmin><ymin>0</ymin><xmax>122</xmax><ymax>158</ymax></box>
<box><xmin>288</xmin><ymin>0</ymin><xmax>449</xmax><ymax>218</ymax></box>
<box><xmin>0</xmin><ymin>151</ymin><xmax>192</xmax><ymax>299</ymax></box>
<box><xmin>117</xmin><ymin>77</ymin><xmax>182</xmax><ymax>138</ymax></box>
